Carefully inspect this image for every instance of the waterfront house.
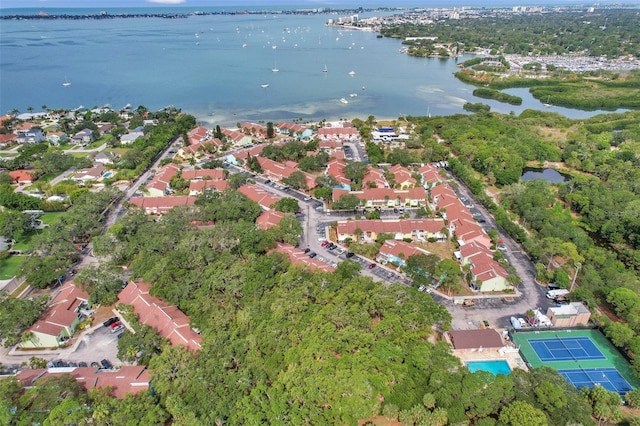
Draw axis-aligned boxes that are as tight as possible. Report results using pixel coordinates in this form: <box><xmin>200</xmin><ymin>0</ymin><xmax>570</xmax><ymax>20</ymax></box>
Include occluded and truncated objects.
<box><xmin>241</xmin><ymin>122</ymin><xmax>268</xmax><ymax>139</ymax></box>
<box><xmin>46</xmin><ymin>131</ymin><xmax>67</xmax><ymax>146</ymax></box>
<box><xmin>187</xmin><ymin>126</ymin><xmax>212</xmax><ymax>145</ymax></box>
<box><xmin>20</xmin><ymin>282</ymin><xmax>90</xmax><ymax>349</ymax></box>
<box><xmin>276</xmin><ymin>122</ymin><xmax>312</xmax><ymax>139</ymax></box>
<box><xmin>118</xmin><ymin>282</ymin><xmax>202</xmax><ymax>351</ymax></box>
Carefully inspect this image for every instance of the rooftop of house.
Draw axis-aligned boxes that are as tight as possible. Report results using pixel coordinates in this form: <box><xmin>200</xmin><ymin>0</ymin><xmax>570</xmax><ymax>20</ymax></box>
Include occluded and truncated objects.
<box><xmin>256</xmin><ymin>209</ymin><xmax>285</xmax><ymax>230</ymax></box>
<box><xmin>28</xmin><ymin>281</ymin><xmax>89</xmax><ymax>337</ymax></box>
<box><xmin>448</xmin><ymin>329</ymin><xmax>504</xmax><ymax>350</ymax></box>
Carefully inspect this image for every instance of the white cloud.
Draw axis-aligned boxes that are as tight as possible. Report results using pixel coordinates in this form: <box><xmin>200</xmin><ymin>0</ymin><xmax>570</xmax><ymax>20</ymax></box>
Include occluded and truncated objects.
<box><xmin>147</xmin><ymin>0</ymin><xmax>186</xmax><ymax>4</ymax></box>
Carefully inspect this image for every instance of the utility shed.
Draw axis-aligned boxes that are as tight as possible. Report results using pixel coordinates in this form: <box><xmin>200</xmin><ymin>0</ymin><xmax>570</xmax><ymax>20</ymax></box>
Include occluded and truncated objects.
<box><xmin>546</xmin><ymin>302</ymin><xmax>591</xmax><ymax>327</ymax></box>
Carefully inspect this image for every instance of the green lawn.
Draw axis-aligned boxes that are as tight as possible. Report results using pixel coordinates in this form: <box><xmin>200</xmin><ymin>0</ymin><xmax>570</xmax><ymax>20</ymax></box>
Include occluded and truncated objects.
<box><xmin>0</xmin><ymin>256</ymin><xmax>24</xmax><ymax>280</ymax></box>
<box><xmin>40</xmin><ymin>212</ymin><xmax>64</xmax><ymax>225</ymax></box>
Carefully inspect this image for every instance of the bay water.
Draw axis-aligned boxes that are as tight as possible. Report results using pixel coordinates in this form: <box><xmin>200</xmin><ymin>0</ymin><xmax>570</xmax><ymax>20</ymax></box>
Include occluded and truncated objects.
<box><xmin>0</xmin><ymin>8</ymin><xmax>627</xmax><ymax>125</ymax></box>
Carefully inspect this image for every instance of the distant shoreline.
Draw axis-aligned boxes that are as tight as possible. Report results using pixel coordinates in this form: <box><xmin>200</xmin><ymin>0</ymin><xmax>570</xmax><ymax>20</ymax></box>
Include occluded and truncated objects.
<box><xmin>0</xmin><ymin>7</ymin><xmax>398</xmax><ymax>20</ymax></box>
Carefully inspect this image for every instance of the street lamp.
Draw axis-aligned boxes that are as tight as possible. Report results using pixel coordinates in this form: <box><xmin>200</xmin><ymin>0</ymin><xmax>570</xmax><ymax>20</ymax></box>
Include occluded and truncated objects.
<box><xmin>569</xmin><ymin>262</ymin><xmax>581</xmax><ymax>292</ymax></box>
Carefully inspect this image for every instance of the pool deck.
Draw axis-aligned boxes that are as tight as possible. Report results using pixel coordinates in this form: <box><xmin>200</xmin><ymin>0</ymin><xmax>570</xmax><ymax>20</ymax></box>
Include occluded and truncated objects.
<box><xmin>449</xmin><ymin>328</ymin><xmax>529</xmax><ymax>372</ymax></box>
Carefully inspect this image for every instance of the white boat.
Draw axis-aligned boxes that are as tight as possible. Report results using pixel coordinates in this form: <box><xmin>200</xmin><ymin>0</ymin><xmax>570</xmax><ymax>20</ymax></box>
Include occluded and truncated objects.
<box><xmin>272</xmin><ymin>63</ymin><xmax>279</xmax><ymax>73</ymax></box>
<box><xmin>242</xmin><ymin>43</ymin><xmax>247</xmax><ymax>48</ymax></box>
<box><xmin>349</xmin><ymin>93</ymin><xmax>358</xmax><ymax>98</ymax></box>
<box><xmin>322</xmin><ymin>64</ymin><xmax>328</xmax><ymax>73</ymax></box>
<box><xmin>348</xmin><ymin>70</ymin><xmax>356</xmax><ymax>76</ymax></box>
<box><xmin>261</xmin><ymin>84</ymin><xmax>270</xmax><ymax>88</ymax></box>
<box><xmin>339</xmin><ymin>98</ymin><xmax>348</xmax><ymax>104</ymax></box>
<box><xmin>62</xmin><ymin>77</ymin><xmax>71</xmax><ymax>87</ymax></box>
<box><xmin>543</xmin><ymin>95</ymin><xmax>552</xmax><ymax>108</ymax></box>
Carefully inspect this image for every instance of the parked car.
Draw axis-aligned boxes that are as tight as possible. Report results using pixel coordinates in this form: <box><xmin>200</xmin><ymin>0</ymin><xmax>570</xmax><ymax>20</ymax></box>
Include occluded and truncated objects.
<box><xmin>321</xmin><ymin>240</ymin><xmax>329</xmax><ymax>247</ymax></box>
<box><xmin>90</xmin><ymin>362</ymin><xmax>100</xmax><ymax>368</ymax></box>
<box><xmin>78</xmin><ymin>362</ymin><xmax>88</xmax><ymax>367</ymax></box>
<box><xmin>308</xmin><ymin>252</ymin><xmax>317</xmax><ymax>258</ymax></box>
<box><xmin>103</xmin><ymin>317</ymin><xmax>119</xmax><ymax>327</ymax></box>
<box><xmin>368</xmin><ymin>263</ymin><xmax>376</xmax><ymax>269</ymax></box>
<box><xmin>111</xmin><ymin>325</ymin><xmax>124</xmax><ymax>334</ymax></box>
<box><xmin>345</xmin><ymin>252</ymin><xmax>355</xmax><ymax>258</ymax></box>
<box><xmin>100</xmin><ymin>359</ymin><xmax>113</xmax><ymax>369</ymax></box>
<box><xmin>303</xmin><ymin>196</ymin><xmax>312</xmax><ymax>201</ymax></box>
<box><xmin>303</xmin><ymin>248</ymin><xmax>311</xmax><ymax>253</ymax></box>
<box><xmin>110</xmin><ymin>321</ymin><xmax>122</xmax><ymax>329</ymax></box>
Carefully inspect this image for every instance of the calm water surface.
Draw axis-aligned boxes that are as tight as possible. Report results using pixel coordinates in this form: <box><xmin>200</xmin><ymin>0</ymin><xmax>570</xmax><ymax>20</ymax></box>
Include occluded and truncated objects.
<box><xmin>0</xmin><ymin>9</ymin><xmax>630</xmax><ymax>125</ymax></box>
<box><xmin>521</xmin><ymin>168</ymin><xmax>571</xmax><ymax>183</ymax></box>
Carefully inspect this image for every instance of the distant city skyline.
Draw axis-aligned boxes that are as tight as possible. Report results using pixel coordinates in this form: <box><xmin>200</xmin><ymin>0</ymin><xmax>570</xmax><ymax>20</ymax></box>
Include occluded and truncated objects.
<box><xmin>1</xmin><ymin>0</ymin><xmax>631</xmax><ymax>10</ymax></box>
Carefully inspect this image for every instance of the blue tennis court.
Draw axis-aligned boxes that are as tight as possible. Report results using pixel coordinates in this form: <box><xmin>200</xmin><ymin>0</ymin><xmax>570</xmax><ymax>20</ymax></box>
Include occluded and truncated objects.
<box><xmin>559</xmin><ymin>368</ymin><xmax>633</xmax><ymax>395</ymax></box>
<box><xmin>529</xmin><ymin>336</ymin><xmax>605</xmax><ymax>362</ymax></box>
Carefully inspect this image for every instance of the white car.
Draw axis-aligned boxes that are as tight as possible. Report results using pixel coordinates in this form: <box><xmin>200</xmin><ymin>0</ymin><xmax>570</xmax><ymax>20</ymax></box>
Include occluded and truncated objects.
<box><xmin>518</xmin><ymin>318</ymin><xmax>527</xmax><ymax>328</ymax></box>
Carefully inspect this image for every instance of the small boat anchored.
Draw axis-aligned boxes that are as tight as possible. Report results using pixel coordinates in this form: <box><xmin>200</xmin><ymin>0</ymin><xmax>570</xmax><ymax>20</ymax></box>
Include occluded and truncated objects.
<box><xmin>348</xmin><ymin>70</ymin><xmax>356</xmax><ymax>76</ymax></box>
<box><xmin>62</xmin><ymin>77</ymin><xmax>71</xmax><ymax>87</ymax></box>
<box><xmin>543</xmin><ymin>95</ymin><xmax>552</xmax><ymax>108</ymax></box>
<box><xmin>261</xmin><ymin>84</ymin><xmax>270</xmax><ymax>88</ymax></box>
<box><xmin>339</xmin><ymin>98</ymin><xmax>348</xmax><ymax>104</ymax></box>
<box><xmin>322</xmin><ymin>64</ymin><xmax>328</xmax><ymax>73</ymax></box>
<box><xmin>349</xmin><ymin>93</ymin><xmax>358</xmax><ymax>98</ymax></box>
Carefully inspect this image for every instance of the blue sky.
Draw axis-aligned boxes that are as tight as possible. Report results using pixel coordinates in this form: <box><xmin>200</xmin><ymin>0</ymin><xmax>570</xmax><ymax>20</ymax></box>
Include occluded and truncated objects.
<box><xmin>1</xmin><ymin>0</ymin><xmax>619</xmax><ymax>10</ymax></box>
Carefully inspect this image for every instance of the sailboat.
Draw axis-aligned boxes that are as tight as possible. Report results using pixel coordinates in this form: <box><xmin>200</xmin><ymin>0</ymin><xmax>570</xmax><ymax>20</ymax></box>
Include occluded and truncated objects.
<box><xmin>261</xmin><ymin>84</ymin><xmax>270</xmax><ymax>89</ymax></box>
<box><xmin>322</xmin><ymin>64</ymin><xmax>328</xmax><ymax>73</ymax></box>
<box><xmin>62</xmin><ymin>77</ymin><xmax>71</xmax><ymax>87</ymax></box>
<box><xmin>427</xmin><ymin>105</ymin><xmax>431</xmax><ymax>118</ymax></box>
<box><xmin>348</xmin><ymin>70</ymin><xmax>356</xmax><ymax>76</ymax></box>
<box><xmin>272</xmin><ymin>66</ymin><xmax>279</xmax><ymax>73</ymax></box>
<box><xmin>543</xmin><ymin>96</ymin><xmax>552</xmax><ymax>108</ymax></box>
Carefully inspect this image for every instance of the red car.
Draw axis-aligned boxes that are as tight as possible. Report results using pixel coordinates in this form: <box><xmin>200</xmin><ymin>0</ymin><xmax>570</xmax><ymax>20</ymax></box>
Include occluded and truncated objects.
<box><xmin>110</xmin><ymin>321</ymin><xmax>122</xmax><ymax>329</ymax></box>
<box><xmin>321</xmin><ymin>240</ymin><xmax>329</xmax><ymax>247</ymax></box>
<box><xmin>368</xmin><ymin>263</ymin><xmax>376</xmax><ymax>269</ymax></box>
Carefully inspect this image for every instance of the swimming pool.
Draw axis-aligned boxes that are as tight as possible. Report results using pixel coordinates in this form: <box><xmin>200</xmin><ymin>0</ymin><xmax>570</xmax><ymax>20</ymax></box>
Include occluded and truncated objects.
<box><xmin>466</xmin><ymin>360</ymin><xmax>511</xmax><ymax>375</ymax></box>
<box><xmin>103</xmin><ymin>172</ymin><xmax>113</xmax><ymax>178</ymax></box>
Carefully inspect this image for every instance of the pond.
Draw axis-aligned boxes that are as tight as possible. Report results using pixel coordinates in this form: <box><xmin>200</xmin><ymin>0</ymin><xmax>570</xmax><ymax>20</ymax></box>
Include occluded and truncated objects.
<box><xmin>521</xmin><ymin>168</ymin><xmax>571</xmax><ymax>183</ymax></box>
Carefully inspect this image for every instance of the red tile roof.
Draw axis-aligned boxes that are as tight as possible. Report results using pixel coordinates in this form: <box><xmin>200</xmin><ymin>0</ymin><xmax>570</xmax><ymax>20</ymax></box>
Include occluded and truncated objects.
<box><xmin>181</xmin><ymin>168</ymin><xmax>225</xmax><ymax>181</ymax></box>
<box><xmin>8</xmin><ymin>169</ymin><xmax>35</xmax><ymax>183</ymax></box>
<box><xmin>256</xmin><ymin>210</ymin><xmax>285</xmax><ymax>229</ymax></box>
<box><xmin>129</xmin><ymin>196</ymin><xmax>196</xmax><ymax>214</ymax></box>
<box><xmin>28</xmin><ymin>282</ymin><xmax>89</xmax><ymax>338</ymax></box>
<box><xmin>188</xmin><ymin>180</ymin><xmax>228</xmax><ymax>194</ymax></box>
<box><xmin>118</xmin><ymin>282</ymin><xmax>202</xmax><ymax>351</ymax></box>
<box><xmin>337</xmin><ymin>219</ymin><xmax>446</xmax><ymax>236</ymax></box>
<box><xmin>379</xmin><ymin>239</ymin><xmax>430</xmax><ymax>259</ymax></box>
<box><xmin>275</xmin><ymin>243</ymin><xmax>335</xmax><ymax>272</ymax></box>
<box><xmin>145</xmin><ymin>163</ymin><xmax>180</xmax><ymax>193</ymax></box>
<box><xmin>14</xmin><ymin>366</ymin><xmax>151</xmax><ymax>399</ymax></box>
<box><xmin>237</xmin><ymin>184</ymin><xmax>281</xmax><ymax>210</ymax></box>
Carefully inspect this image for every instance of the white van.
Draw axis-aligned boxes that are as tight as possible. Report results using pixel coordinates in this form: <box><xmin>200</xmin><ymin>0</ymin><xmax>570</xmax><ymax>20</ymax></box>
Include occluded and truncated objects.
<box><xmin>545</xmin><ymin>289</ymin><xmax>569</xmax><ymax>299</ymax></box>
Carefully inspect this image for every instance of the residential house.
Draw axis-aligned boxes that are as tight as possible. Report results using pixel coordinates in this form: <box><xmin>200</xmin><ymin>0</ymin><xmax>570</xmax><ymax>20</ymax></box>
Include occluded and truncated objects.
<box><xmin>419</xmin><ymin>163</ymin><xmax>445</xmax><ymax>188</ymax></box>
<box><xmin>73</xmin><ymin>165</ymin><xmax>106</xmax><ymax>184</ymax></box>
<box><xmin>187</xmin><ymin>126</ymin><xmax>212</xmax><ymax>145</ymax></box>
<box><xmin>446</xmin><ymin>329</ymin><xmax>505</xmax><ymax>353</ymax></box>
<box><xmin>362</xmin><ymin>167</ymin><xmax>388</xmax><ymax>189</ymax></box>
<box><xmin>129</xmin><ymin>195</ymin><xmax>196</xmax><ymax>215</ymax></box>
<box><xmin>144</xmin><ymin>163</ymin><xmax>180</xmax><ymax>197</ymax></box>
<box><xmin>120</xmin><ymin>131</ymin><xmax>143</xmax><ymax>145</ymax></box>
<box><xmin>238</xmin><ymin>184</ymin><xmax>281</xmax><ymax>210</ymax></box>
<box><xmin>13</xmin><ymin>366</ymin><xmax>151</xmax><ymax>399</ymax></box>
<box><xmin>241</xmin><ymin>122</ymin><xmax>268</xmax><ymax>139</ymax></box>
<box><xmin>118</xmin><ymin>282</ymin><xmax>202</xmax><ymax>351</ymax></box>
<box><xmin>325</xmin><ymin>159</ymin><xmax>351</xmax><ymax>190</ymax></box>
<box><xmin>456</xmin><ymin>241</ymin><xmax>510</xmax><ymax>292</ymax></box>
<box><xmin>318</xmin><ymin>140</ymin><xmax>343</xmax><ymax>154</ymax></box>
<box><xmin>317</xmin><ymin>123</ymin><xmax>360</xmax><ymax>142</ymax></box>
<box><xmin>388</xmin><ymin>165</ymin><xmax>417</xmax><ymax>189</ymax></box>
<box><xmin>376</xmin><ymin>240</ymin><xmax>430</xmax><ymax>266</ymax></box>
<box><xmin>188</xmin><ymin>179</ymin><xmax>228</xmax><ymax>196</ymax></box>
<box><xmin>229</xmin><ymin>144</ymin><xmax>266</xmax><ymax>164</ymax></box>
<box><xmin>97</xmin><ymin>123</ymin><xmax>115</xmax><ymax>136</ymax></box>
<box><xmin>71</xmin><ymin>128</ymin><xmax>94</xmax><ymax>145</ymax></box>
<box><xmin>276</xmin><ymin>122</ymin><xmax>313</xmax><ymax>139</ymax></box>
<box><xmin>94</xmin><ymin>151</ymin><xmax>119</xmax><ymax>165</ymax></box>
<box><xmin>8</xmin><ymin>169</ymin><xmax>36</xmax><ymax>185</ymax></box>
<box><xmin>178</xmin><ymin>139</ymin><xmax>223</xmax><ymax>159</ymax></box>
<box><xmin>275</xmin><ymin>243</ymin><xmax>335</xmax><ymax>272</ymax></box>
<box><xmin>256</xmin><ymin>209</ymin><xmax>285</xmax><ymax>230</ymax></box>
<box><xmin>181</xmin><ymin>168</ymin><xmax>226</xmax><ymax>181</ymax></box>
<box><xmin>16</xmin><ymin>128</ymin><xmax>46</xmax><ymax>144</ymax></box>
<box><xmin>336</xmin><ymin>219</ymin><xmax>446</xmax><ymax>243</ymax></box>
<box><xmin>332</xmin><ymin>187</ymin><xmax>428</xmax><ymax>209</ymax></box>
<box><xmin>546</xmin><ymin>302</ymin><xmax>591</xmax><ymax>327</ymax></box>
<box><xmin>46</xmin><ymin>131</ymin><xmax>67</xmax><ymax>146</ymax></box>
<box><xmin>221</xmin><ymin>128</ymin><xmax>252</xmax><ymax>147</ymax></box>
<box><xmin>0</xmin><ymin>133</ymin><xmax>16</xmax><ymax>147</ymax></box>
<box><xmin>20</xmin><ymin>282</ymin><xmax>90</xmax><ymax>349</ymax></box>
<box><xmin>257</xmin><ymin>157</ymin><xmax>316</xmax><ymax>190</ymax></box>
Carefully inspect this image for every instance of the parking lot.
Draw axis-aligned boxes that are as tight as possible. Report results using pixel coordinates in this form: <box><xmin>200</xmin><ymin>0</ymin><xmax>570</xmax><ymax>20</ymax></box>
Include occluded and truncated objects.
<box><xmin>63</xmin><ymin>322</ymin><xmax>121</xmax><ymax>366</ymax></box>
